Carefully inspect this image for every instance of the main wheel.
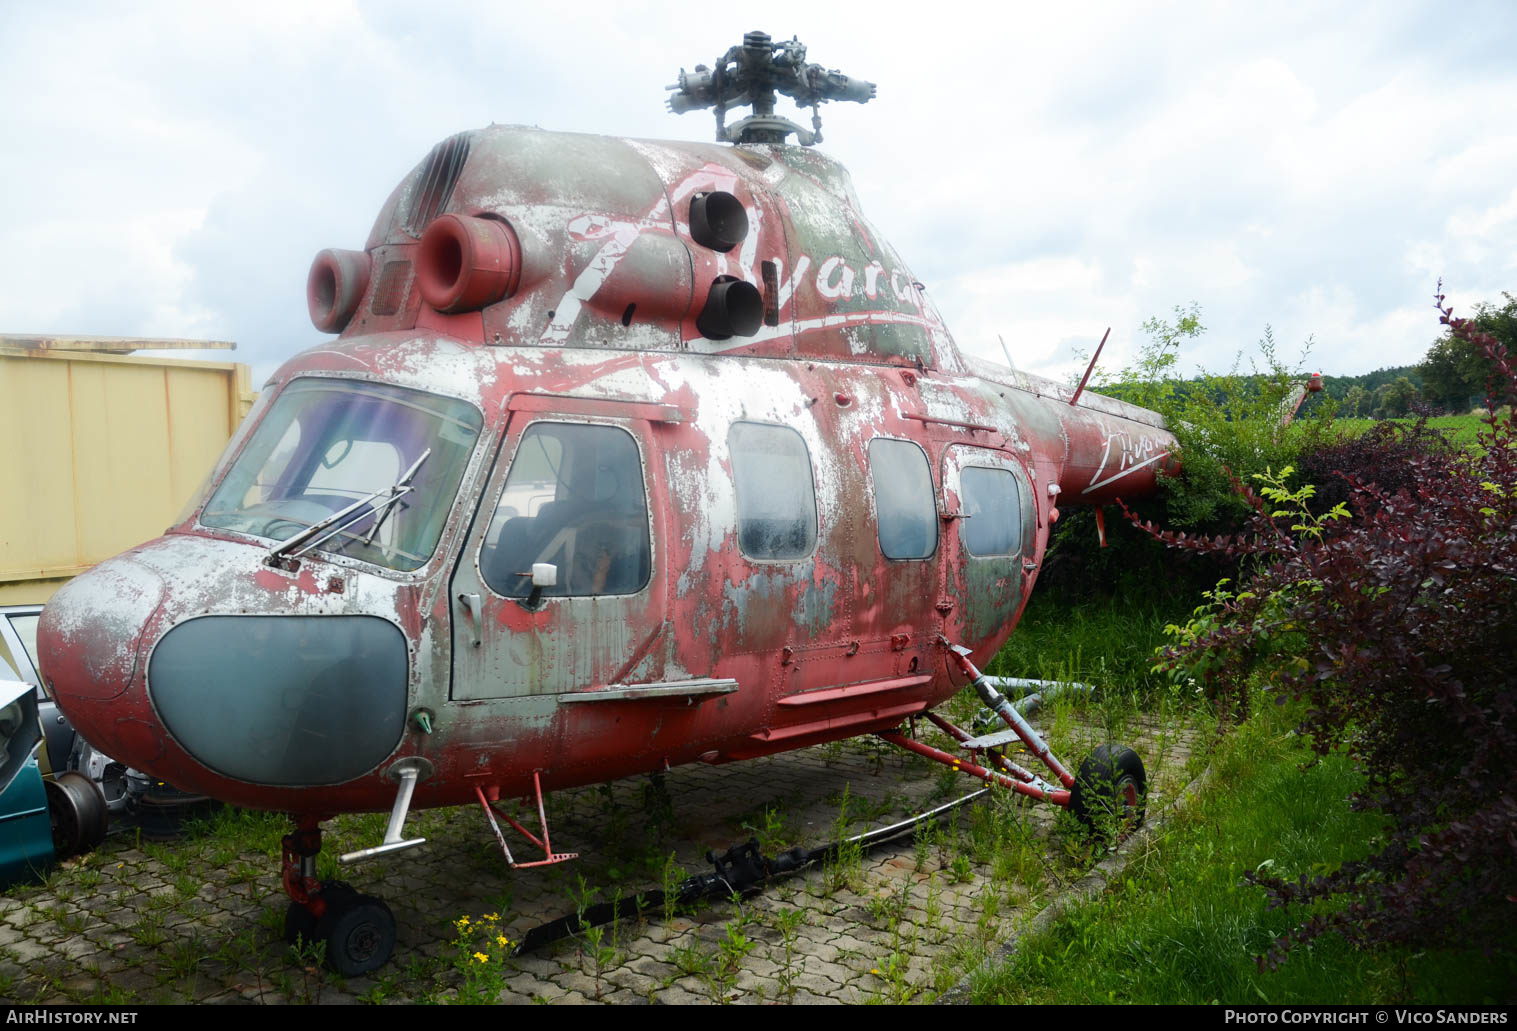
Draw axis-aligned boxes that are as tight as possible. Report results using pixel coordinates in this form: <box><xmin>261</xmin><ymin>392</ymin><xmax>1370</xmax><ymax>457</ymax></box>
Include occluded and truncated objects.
<box><xmin>316</xmin><ymin>893</ymin><xmax>396</xmax><ymax>977</ymax></box>
<box><xmin>1069</xmin><ymin>744</ymin><xmax>1146</xmax><ymax>838</ymax></box>
<box><xmin>45</xmin><ymin>771</ymin><xmax>109</xmax><ymax>856</ymax></box>
<box><xmin>283</xmin><ymin>880</ymin><xmax>355</xmax><ymax>947</ymax></box>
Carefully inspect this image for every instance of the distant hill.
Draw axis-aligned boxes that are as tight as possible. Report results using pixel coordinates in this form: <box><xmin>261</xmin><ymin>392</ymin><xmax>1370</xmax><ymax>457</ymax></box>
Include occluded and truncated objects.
<box><xmin>1101</xmin><ymin>364</ymin><xmax>1424</xmax><ymax>420</ymax></box>
<box><xmin>1314</xmin><ymin>365</ymin><xmax>1423</xmax><ymax>400</ymax></box>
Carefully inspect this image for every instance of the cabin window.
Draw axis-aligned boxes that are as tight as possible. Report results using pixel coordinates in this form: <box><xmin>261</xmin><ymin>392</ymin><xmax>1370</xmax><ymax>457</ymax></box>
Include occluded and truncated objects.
<box><xmin>480</xmin><ymin>423</ymin><xmax>650</xmax><ymax>598</ymax></box>
<box><xmin>200</xmin><ymin>379</ymin><xmax>483</xmax><ymax>572</ymax></box>
<box><xmin>729</xmin><ymin>423</ymin><xmax>817</xmax><ymax>560</ymax></box>
<box><xmin>960</xmin><ymin>466</ymin><xmax>1022</xmax><ymax>557</ymax></box>
<box><xmin>868</xmin><ymin>438</ymin><xmax>936</xmax><ymax>560</ymax></box>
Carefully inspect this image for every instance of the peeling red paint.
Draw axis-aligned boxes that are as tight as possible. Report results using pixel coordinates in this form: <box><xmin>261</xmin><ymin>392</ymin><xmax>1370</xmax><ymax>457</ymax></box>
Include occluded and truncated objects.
<box><xmin>35</xmin><ymin>123</ymin><xmax>1175</xmax><ymax>829</ymax></box>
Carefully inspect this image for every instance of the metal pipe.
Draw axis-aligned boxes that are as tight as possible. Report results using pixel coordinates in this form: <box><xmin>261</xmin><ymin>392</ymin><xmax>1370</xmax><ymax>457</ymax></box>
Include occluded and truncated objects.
<box><xmin>945</xmin><ymin>644</ymin><xmax>1076</xmax><ymax>788</ymax></box>
<box><xmin>982</xmin><ymin>676</ymin><xmax>1096</xmax><ymax>701</ymax></box>
<box><xmin>877</xmin><ymin>730</ymin><xmax>1069</xmax><ymax>805</ymax></box>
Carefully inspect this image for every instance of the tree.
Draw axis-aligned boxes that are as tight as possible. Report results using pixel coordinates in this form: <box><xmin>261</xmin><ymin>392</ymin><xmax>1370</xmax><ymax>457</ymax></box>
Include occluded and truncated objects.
<box><xmin>1420</xmin><ymin>292</ymin><xmax>1517</xmax><ymax>411</ymax></box>
<box><xmin>1341</xmin><ymin>384</ymin><xmax>1369</xmax><ymax>418</ymax></box>
<box><xmin>1372</xmin><ymin>375</ymin><xmax>1417</xmax><ymax>418</ymax></box>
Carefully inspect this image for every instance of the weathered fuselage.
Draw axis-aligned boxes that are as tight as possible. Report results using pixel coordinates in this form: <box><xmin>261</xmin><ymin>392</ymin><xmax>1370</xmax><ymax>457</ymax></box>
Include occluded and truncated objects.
<box><xmin>38</xmin><ymin>126</ymin><xmax>1174</xmax><ymax>816</ymax></box>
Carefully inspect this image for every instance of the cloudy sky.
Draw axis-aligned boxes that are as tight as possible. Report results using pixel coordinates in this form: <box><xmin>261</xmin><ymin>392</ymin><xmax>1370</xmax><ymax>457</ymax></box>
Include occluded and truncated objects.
<box><xmin>2</xmin><ymin>1</ymin><xmax>1513</xmax><ymax>387</ymax></box>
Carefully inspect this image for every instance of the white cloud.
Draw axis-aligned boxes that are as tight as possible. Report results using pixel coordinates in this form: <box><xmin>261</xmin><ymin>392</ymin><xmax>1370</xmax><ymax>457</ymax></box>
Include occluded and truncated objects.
<box><xmin>0</xmin><ymin>0</ymin><xmax>1512</xmax><ymax>378</ymax></box>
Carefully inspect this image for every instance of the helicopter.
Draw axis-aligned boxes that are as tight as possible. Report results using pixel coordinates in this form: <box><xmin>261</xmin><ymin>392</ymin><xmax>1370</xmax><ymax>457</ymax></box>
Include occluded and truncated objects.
<box><xmin>24</xmin><ymin>31</ymin><xmax>1179</xmax><ymax>975</ymax></box>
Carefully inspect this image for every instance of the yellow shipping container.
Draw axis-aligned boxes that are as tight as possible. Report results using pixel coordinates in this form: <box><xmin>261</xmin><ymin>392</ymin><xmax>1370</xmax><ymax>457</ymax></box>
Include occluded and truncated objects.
<box><xmin>0</xmin><ymin>340</ymin><xmax>256</xmax><ymax>605</ymax></box>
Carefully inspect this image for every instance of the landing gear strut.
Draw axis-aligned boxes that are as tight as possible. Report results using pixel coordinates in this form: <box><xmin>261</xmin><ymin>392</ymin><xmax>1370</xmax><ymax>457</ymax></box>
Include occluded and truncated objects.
<box><xmin>879</xmin><ymin>641</ymin><xmax>1147</xmax><ymax>838</ymax></box>
<box><xmin>280</xmin><ymin>818</ymin><xmax>397</xmax><ymax>976</ymax></box>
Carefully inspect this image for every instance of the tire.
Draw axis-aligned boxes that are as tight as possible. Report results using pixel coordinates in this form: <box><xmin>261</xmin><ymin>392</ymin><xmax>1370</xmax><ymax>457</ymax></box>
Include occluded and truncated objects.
<box><xmin>1069</xmin><ymin>744</ymin><xmax>1146</xmax><ymax>837</ymax></box>
<box><xmin>284</xmin><ymin>880</ymin><xmax>356</xmax><ymax>946</ymax></box>
<box><xmin>316</xmin><ymin>893</ymin><xmax>396</xmax><ymax>977</ymax></box>
<box><xmin>284</xmin><ymin>900</ymin><xmax>319</xmax><ymax>947</ymax></box>
<box><xmin>45</xmin><ymin>771</ymin><xmax>109</xmax><ymax>857</ymax></box>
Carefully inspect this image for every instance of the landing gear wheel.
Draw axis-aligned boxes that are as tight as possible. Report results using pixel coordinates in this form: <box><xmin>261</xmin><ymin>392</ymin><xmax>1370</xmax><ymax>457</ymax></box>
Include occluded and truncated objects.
<box><xmin>284</xmin><ymin>900</ymin><xmax>318</xmax><ymax>948</ymax></box>
<box><xmin>283</xmin><ymin>880</ymin><xmax>356</xmax><ymax>947</ymax></box>
<box><xmin>45</xmin><ymin>771</ymin><xmax>108</xmax><ymax>857</ymax></box>
<box><xmin>1069</xmin><ymin>744</ymin><xmax>1146</xmax><ymax>838</ymax></box>
<box><xmin>315</xmin><ymin>893</ymin><xmax>396</xmax><ymax>976</ymax></box>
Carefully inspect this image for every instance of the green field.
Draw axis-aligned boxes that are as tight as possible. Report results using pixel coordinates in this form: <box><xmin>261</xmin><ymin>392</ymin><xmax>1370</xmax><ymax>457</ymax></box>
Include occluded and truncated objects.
<box><xmin>1327</xmin><ymin>412</ymin><xmax>1493</xmax><ymax>446</ymax></box>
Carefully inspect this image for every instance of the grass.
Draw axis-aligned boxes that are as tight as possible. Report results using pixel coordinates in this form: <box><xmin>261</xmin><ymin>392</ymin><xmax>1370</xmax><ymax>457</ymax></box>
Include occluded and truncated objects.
<box><xmin>985</xmin><ymin>594</ymin><xmax>1175</xmax><ymax>699</ymax></box>
<box><xmin>1331</xmin><ymin>413</ymin><xmax>1490</xmax><ymax>447</ymax></box>
<box><xmin>967</xmin><ymin>700</ymin><xmax>1517</xmax><ymax>1005</ymax></box>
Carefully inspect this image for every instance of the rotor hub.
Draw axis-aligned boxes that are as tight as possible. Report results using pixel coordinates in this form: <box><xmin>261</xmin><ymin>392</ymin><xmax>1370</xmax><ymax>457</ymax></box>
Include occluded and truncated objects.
<box><xmin>665</xmin><ymin>30</ymin><xmax>876</xmax><ymax>146</ymax></box>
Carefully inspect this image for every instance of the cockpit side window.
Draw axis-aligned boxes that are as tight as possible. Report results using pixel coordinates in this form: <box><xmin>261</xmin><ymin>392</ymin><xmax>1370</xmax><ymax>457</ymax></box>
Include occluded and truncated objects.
<box><xmin>729</xmin><ymin>422</ymin><xmax>818</xmax><ymax>561</ymax></box>
<box><xmin>479</xmin><ymin>423</ymin><xmax>651</xmax><ymax>598</ymax></box>
<box><xmin>868</xmin><ymin>438</ymin><xmax>937</xmax><ymax>560</ymax></box>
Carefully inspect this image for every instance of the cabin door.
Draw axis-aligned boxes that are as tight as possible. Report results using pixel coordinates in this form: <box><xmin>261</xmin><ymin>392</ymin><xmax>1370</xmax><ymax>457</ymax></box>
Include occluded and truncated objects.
<box><xmin>449</xmin><ymin>410</ymin><xmax>666</xmax><ymax>700</ymax></box>
<box><xmin>938</xmin><ymin>444</ymin><xmax>1035</xmax><ymax>650</ymax></box>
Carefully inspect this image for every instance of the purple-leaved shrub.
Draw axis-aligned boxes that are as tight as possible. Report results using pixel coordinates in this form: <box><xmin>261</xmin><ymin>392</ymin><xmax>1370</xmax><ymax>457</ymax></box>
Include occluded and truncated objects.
<box><xmin>1126</xmin><ymin>287</ymin><xmax>1517</xmax><ymax>965</ymax></box>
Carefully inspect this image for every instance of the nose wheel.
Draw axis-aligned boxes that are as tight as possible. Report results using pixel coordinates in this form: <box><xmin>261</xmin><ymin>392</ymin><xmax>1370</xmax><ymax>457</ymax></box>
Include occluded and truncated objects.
<box><xmin>281</xmin><ymin>824</ymin><xmax>398</xmax><ymax>976</ymax></box>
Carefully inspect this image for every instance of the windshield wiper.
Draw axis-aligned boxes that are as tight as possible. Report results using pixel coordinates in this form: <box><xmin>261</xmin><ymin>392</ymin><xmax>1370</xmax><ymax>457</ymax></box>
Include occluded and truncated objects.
<box><xmin>265</xmin><ymin>449</ymin><xmax>431</xmax><ymax>566</ymax></box>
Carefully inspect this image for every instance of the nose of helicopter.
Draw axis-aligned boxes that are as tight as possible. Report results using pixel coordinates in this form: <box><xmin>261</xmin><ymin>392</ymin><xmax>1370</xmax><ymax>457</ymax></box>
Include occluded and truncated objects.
<box><xmin>38</xmin><ymin>552</ymin><xmax>171</xmax><ymax>768</ymax></box>
<box><xmin>40</xmin><ymin>539</ymin><xmax>413</xmax><ymax>789</ymax></box>
<box><xmin>39</xmin><ymin>554</ymin><xmax>167</xmax><ymax>704</ymax></box>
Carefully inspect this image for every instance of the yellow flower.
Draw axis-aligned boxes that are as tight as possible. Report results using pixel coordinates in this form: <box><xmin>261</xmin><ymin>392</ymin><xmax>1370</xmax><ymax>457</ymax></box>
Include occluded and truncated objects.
<box><xmin>455</xmin><ymin>915</ymin><xmax>471</xmax><ymax>928</ymax></box>
<box><xmin>484</xmin><ymin>912</ymin><xmax>500</xmax><ymax>921</ymax></box>
<box><xmin>473</xmin><ymin>952</ymin><xmax>489</xmax><ymax>964</ymax></box>
<box><xmin>496</xmin><ymin>935</ymin><xmax>510</xmax><ymax>947</ymax></box>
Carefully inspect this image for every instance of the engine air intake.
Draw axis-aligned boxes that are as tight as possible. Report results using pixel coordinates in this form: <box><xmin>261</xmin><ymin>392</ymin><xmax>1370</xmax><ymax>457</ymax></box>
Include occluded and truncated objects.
<box><xmin>416</xmin><ymin>214</ymin><xmax>522</xmax><ymax>313</ymax></box>
<box><xmin>307</xmin><ymin>249</ymin><xmax>371</xmax><ymax>333</ymax></box>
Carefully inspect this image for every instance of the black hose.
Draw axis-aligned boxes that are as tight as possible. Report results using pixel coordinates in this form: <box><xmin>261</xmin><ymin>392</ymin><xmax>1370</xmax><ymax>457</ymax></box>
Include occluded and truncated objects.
<box><xmin>512</xmin><ymin>787</ymin><xmax>989</xmax><ymax>955</ymax></box>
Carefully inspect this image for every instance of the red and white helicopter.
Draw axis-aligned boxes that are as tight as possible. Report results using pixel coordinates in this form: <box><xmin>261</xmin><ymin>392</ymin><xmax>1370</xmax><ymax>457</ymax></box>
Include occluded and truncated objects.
<box><xmin>26</xmin><ymin>32</ymin><xmax>1176</xmax><ymax>973</ymax></box>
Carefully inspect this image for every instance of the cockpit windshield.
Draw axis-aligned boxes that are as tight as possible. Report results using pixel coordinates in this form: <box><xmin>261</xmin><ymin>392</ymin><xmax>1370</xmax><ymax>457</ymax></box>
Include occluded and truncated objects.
<box><xmin>200</xmin><ymin>379</ymin><xmax>483</xmax><ymax>571</ymax></box>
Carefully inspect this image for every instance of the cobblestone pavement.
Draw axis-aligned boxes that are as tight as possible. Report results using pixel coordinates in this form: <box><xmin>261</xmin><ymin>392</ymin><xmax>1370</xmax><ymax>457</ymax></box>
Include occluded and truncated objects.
<box><xmin>0</xmin><ymin>705</ymin><xmax>1201</xmax><ymax>1004</ymax></box>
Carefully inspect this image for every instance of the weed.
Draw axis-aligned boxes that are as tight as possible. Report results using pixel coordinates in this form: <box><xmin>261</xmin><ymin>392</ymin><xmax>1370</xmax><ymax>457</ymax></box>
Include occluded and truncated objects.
<box><xmin>142</xmin><ymin>842</ymin><xmax>190</xmax><ymax>875</ymax></box>
<box><xmin>669</xmin><ymin>938</ymin><xmax>711</xmax><ymax>980</ymax></box>
<box><xmin>660</xmin><ymin>851</ymin><xmax>687</xmax><ymax>924</ymax></box>
<box><xmin>823</xmin><ymin>785</ymin><xmax>863</xmax><ymax>893</ymax></box>
<box><xmin>975</xmin><ymin>885</ymin><xmax>1002</xmax><ymax>945</ymax></box>
<box><xmin>84</xmin><ymin>983</ymin><xmax>136</xmax><ymax>1005</ymax></box>
<box><xmin>355</xmin><ymin>982</ymin><xmax>390</xmax><ymax>1004</ymax></box>
<box><xmin>740</xmin><ymin>805</ymin><xmax>792</xmax><ymax>853</ymax></box>
<box><xmin>705</xmin><ymin>895</ymin><xmax>756</xmax><ymax>1003</ymax></box>
<box><xmin>225</xmin><ymin>861</ymin><xmax>261</xmax><ymax>885</ymax></box>
<box><xmin>640</xmin><ymin>771</ymin><xmax>676</xmax><ymax>840</ymax></box>
<box><xmin>578</xmin><ymin>921</ymin><xmax>618</xmax><ymax>1000</ymax></box>
<box><xmin>773</xmin><ymin>906</ymin><xmax>806</xmax><ymax>1002</ymax></box>
<box><xmin>450</xmin><ymin>911</ymin><xmax>515</xmax><ymax>1005</ymax></box>
<box><xmin>913</xmin><ymin>823</ymin><xmax>931</xmax><ymax>872</ymax></box>
<box><xmin>50</xmin><ymin>905</ymin><xmax>87</xmax><ymax>936</ymax></box>
<box><xmin>924</xmin><ymin>874</ymin><xmax>944</xmax><ymax>942</ymax></box>
<box><xmin>164</xmin><ymin>936</ymin><xmax>204</xmax><ymax>980</ymax></box>
<box><xmin>870</xmin><ymin>949</ymin><xmax>918</xmax><ymax>1004</ymax></box>
<box><xmin>128</xmin><ymin>912</ymin><xmax>166</xmax><ymax>949</ymax></box>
